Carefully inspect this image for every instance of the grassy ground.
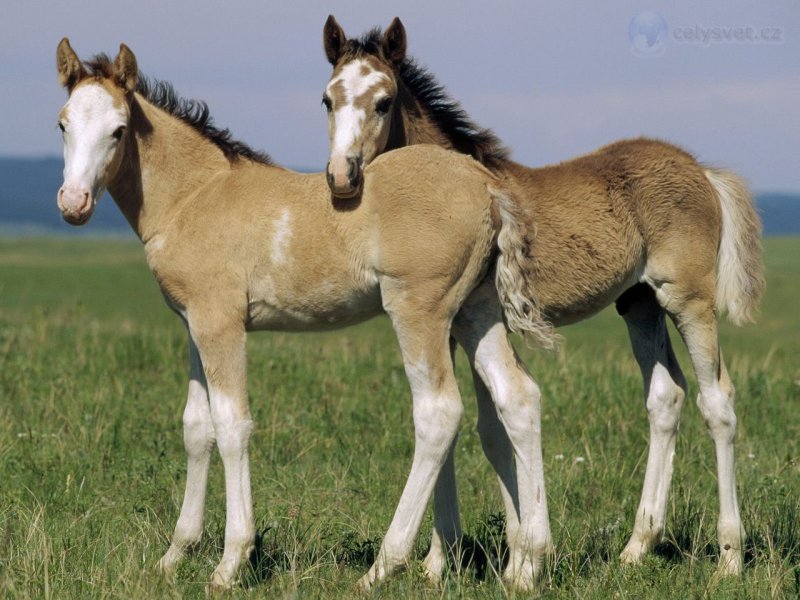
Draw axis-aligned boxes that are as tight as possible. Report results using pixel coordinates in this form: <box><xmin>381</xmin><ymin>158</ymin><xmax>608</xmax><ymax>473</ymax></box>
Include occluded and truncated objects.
<box><xmin>0</xmin><ymin>236</ymin><xmax>798</xmax><ymax>599</ymax></box>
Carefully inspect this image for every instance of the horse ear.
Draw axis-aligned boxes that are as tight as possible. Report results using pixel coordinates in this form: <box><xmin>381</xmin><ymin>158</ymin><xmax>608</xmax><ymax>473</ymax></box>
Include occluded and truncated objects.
<box><xmin>113</xmin><ymin>43</ymin><xmax>138</xmax><ymax>94</ymax></box>
<box><xmin>324</xmin><ymin>15</ymin><xmax>347</xmax><ymax>65</ymax></box>
<box><xmin>382</xmin><ymin>17</ymin><xmax>407</xmax><ymax>64</ymax></box>
<box><xmin>56</xmin><ymin>38</ymin><xmax>87</xmax><ymax>91</ymax></box>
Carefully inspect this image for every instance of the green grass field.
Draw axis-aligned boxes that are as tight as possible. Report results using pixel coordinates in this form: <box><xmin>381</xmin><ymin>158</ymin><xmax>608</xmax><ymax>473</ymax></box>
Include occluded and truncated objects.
<box><xmin>1</xmin><ymin>236</ymin><xmax>798</xmax><ymax>599</ymax></box>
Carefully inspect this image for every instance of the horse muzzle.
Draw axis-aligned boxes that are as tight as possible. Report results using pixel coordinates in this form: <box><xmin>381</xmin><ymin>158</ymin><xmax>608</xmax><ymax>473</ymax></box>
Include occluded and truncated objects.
<box><xmin>326</xmin><ymin>156</ymin><xmax>363</xmax><ymax>199</ymax></box>
<box><xmin>58</xmin><ymin>184</ymin><xmax>95</xmax><ymax>225</ymax></box>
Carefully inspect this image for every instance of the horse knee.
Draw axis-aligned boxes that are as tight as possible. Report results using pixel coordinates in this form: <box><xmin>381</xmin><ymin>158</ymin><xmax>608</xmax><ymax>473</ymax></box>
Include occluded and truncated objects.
<box><xmin>184</xmin><ymin>418</ymin><xmax>215</xmax><ymax>457</ymax></box>
<box><xmin>413</xmin><ymin>395</ymin><xmax>463</xmax><ymax>457</ymax></box>
<box><xmin>646</xmin><ymin>364</ymin><xmax>685</xmax><ymax>434</ymax></box>
<box><xmin>495</xmin><ymin>374</ymin><xmax>541</xmax><ymax>436</ymax></box>
<box><xmin>214</xmin><ymin>419</ymin><xmax>254</xmax><ymax>459</ymax></box>
<box><xmin>696</xmin><ymin>387</ymin><xmax>737</xmax><ymax>443</ymax></box>
<box><xmin>183</xmin><ymin>383</ymin><xmax>214</xmax><ymax>456</ymax></box>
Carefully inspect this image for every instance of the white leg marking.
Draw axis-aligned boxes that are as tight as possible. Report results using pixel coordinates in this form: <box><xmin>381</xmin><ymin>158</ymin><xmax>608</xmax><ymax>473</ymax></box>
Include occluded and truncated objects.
<box><xmin>669</xmin><ymin>291</ymin><xmax>744</xmax><ymax>575</ymax></box>
<box><xmin>620</xmin><ymin>303</ymin><xmax>687</xmax><ymax>564</ymax></box>
<box><xmin>159</xmin><ymin>337</ymin><xmax>215</xmax><ymax>575</ymax></box>
<box><xmin>421</xmin><ymin>436</ymin><xmax>461</xmax><ymax>583</ymax></box>
<box><xmin>471</xmin><ymin>322</ymin><xmax>550</xmax><ymax>590</ymax></box>
<box><xmin>358</xmin><ymin>338</ymin><xmax>463</xmax><ymax>592</ymax></box>
<box><xmin>696</xmin><ymin>366</ymin><xmax>744</xmax><ymax>575</ymax></box>
<box><xmin>208</xmin><ymin>388</ymin><xmax>255</xmax><ymax>589</ymax></box>
<box><xmin>452</xmin><ymin>279</ymin><xmax>550</xmax><ymax>592</ymax></box>
<box><xmin>421</xmin><ymin>340</ymin><xmax>462</xmax><ymax>584</ymax></box>
<box><xmin>473</xmin><ymin>371</ymin><xmax>522</xmax><ymax>558</ymax></box>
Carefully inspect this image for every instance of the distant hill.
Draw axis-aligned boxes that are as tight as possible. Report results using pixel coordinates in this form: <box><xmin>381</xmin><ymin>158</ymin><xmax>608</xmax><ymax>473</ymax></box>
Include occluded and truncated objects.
<box><xmin>757</xmin><ymin>193</ymin><xmax>800</xmax><ymax>236</ymax></box>
<box><xmin>0</xmin><ymin>157</ymin><xmax>130</xmax><ymax>235</ymax></box>
<box><xmin>0</xmin><ymin>157</ymin><xmax>798</xmax><ymax>236</ymax></box>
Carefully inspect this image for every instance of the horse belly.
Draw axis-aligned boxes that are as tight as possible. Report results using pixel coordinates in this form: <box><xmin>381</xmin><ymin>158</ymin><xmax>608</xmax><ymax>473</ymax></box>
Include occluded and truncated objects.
<box><xmin>531</xmin><ymin>228</ymin><xmax>644</xmax><ymax>326</ymax></box>
<box><xmin>538</xmin><ymin>270</ymin><xmax>640</xmax><ymax>326</ymax></box>
<box><xmin>246</xmin><ymin>277</ymin><xmax>382</xmax><ymax>332</ymax></box>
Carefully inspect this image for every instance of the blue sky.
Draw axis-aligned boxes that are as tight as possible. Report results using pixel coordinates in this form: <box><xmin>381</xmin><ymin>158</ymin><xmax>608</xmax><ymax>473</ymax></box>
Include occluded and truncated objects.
<box><xmin>2</xmin><ymin>1</ymin><xmax>798</xmax><ymax>191</ymax></box>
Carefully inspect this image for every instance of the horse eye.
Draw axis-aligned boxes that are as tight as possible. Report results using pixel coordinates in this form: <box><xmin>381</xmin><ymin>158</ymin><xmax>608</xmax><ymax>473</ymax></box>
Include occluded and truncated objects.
<box><xmin>112</xmin><ymin>126</ymin><xmax>126</xmax><ymax>141</ymax></box>
<box><xmin>321</xmin><ymin>95</ymin><xmax>332</xmax><ymax>112</ymax></box>
<box><xmin>375</xmin><ymin>97</ymin><xmax>393</xmax><ymax>115</ymax></box>
<box><xmin>58</xmin><ymin>122</ymin><xmax>66</xmax><ymax>133</ymax></box>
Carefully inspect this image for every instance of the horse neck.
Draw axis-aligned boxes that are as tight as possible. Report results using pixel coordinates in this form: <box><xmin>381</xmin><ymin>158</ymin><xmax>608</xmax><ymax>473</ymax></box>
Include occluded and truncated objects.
<box><xmin>390</xmin><ymin>80</ymin><xmax>510</xmax><ymax>174</ymax></box>
<box><xmin>108</xmin><ymin>95</ymin><xmax>231</xmax><ymax>242</ymax></box>
<box><xmin>388</xmin><ymin>83</ymin><xmax>453</xmax><ymax>152</ymax></box>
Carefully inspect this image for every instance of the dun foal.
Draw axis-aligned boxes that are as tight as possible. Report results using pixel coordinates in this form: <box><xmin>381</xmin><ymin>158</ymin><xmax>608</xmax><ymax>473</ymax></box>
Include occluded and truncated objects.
<box><xmin>56</xmin><ymin>40</ymin><xmax>552</xmax><ymax>590</ymax></box>
<box><xmin>321</xmin><ymin>15</ymin><xmax>765</xmax><ymax>585</ymax></box>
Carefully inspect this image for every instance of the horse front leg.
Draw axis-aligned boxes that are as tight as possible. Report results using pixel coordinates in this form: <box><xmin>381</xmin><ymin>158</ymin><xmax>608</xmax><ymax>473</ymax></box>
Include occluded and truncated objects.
<box><xmin>421</xmin><ymin>337</ymin><xmax>463</xmax><ymax>584</ymax></box>
<box><xmin>187</xmin><ymin>310</ymin><xmax>255</xmax><ymax>590</ymax></box>
<box><xmin>158</xmin><ymin>335</ymin><xmax>216</xmax><ymax>576</ymax></box>
<box><xmin>421</xmin><ymin>436</ymin><xmax>461</xmax><ymax>583</ymax></box>
<box><xmin>358</xmin><ymin>300</ymin><xmax>463</xmax><ymax>592</ymax></box>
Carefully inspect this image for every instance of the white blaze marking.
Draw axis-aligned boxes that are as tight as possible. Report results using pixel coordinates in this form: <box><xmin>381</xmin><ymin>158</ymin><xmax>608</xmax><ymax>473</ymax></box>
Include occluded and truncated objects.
<box><xmin>332</xmin><ymin>105</ymin><xmax>366</xmax><ymax>155</ymax></box>
<box><xmin>62</xmin><ymin>83</ymin><xmax>127</xmax><ymax>196</ymax></box>
<box><xmin>327</xmin><ymin>60</ymin><xmax>389</xmax><ymax>157</ymax></box>
<box><xmin>271</xmin><ymin>209</ymin><xmax>292</xmax><ymax>264</ymax></box>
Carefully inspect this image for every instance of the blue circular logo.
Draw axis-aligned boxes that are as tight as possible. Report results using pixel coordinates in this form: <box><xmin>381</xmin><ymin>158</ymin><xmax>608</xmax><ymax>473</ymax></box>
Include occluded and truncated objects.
<box><xmin>628</xmin><ymin>12</ymin><xmax>668</xmax><ymax>56</ymax></box>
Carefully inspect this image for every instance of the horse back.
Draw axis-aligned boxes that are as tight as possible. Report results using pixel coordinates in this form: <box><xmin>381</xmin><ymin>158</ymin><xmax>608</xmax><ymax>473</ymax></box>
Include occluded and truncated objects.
<box><xmin>503</xmin><ymin>138</ymin><xmax>720</xmax><ymax>324</ymax></box>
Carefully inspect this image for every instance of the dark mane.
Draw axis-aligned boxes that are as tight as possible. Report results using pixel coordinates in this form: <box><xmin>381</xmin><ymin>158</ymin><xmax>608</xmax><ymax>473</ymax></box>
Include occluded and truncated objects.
<box><xmin>85</xmin><ymin>54</ymin><xmax>272</xmax><ymax>165</ymax></box>
<box><xmin>340</xmin><ymin>29</ymin><xmax>510</xmax><ymax>170</ymax></box>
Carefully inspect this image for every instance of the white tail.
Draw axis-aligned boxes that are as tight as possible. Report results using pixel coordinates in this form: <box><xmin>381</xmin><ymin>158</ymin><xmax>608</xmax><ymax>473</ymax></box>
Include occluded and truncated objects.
<box><xmin>490</xmin><ymin>186</ymin><xmax>559</xmax><ymax>350</ymax></box>
<box><xmin>704</xmin><ymin>168</ymin><xmax>765</xmax><ymax>325</ymax></box>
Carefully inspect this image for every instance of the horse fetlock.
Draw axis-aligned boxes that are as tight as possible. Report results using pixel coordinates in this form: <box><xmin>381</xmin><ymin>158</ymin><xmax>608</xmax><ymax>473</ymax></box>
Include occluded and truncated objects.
<box><xmin>716</xmin><ymin>547</ymin><xmax>743</xmax><ymax>576</ymax></box>
<box><xmin>360</xmin><ymin>547</ymin><xmax>407</xmax><ymax>592</ymax></box>
<box><xmin>420</xmin><ymin>553</ymin><xmax>445</xmax><ymax>585</ymax></box>
<box><xmin>620</xmin><ymin>530</ymin><xmax>659</xmax><ymax>565</ymax></box>
<box><xmin>622</xmin><ymin>509</ymin><xmax>666</xmax><ymax>560</ymax></box>
<box><xmin>157</xmin><ymin>545</ymin><xmax>184</xmax><ymax>577</ymax></box>
<box><xmin>718</xmin><ymin>519</ymin><xmax>745</xmax><ymax>551</ymax></box>
<box><xmin>539</xmin><ymin>534</ymin><xmax>555</xmax><ymax>559</ymax></box>
<box><xmin>501</xmin><ymin>557</ymin><xmax>538</xmax><ymax>592</ymax></box>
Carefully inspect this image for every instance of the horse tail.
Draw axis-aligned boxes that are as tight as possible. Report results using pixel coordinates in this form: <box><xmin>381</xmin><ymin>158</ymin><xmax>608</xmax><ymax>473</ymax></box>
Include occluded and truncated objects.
<box><xmin>704</xmin><ymin>168</ymin><xmax>765</xmax><ymax>325</ymax></box>
<box><xmin>489</xmin><ymin>185</ymin><xmax>560</xmax><ymax>350</ymax></box>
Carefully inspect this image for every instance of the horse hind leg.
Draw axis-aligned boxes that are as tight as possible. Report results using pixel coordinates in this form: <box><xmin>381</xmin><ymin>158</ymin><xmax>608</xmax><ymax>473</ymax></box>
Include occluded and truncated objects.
<box><xmin>420</xmin><ymin>348</ymin><xmax>522</xmax><ymax>586</ymax></box>
<box><xmin>472</xmin><ymin>366</ymin><xmax>524</xmax><ymax>559</ymax></box>
<box><xmin>650</xmin><ymin>273</ymin><xmax>745</xmax><ymax>575</ymax></box>
<box><xmin>616</xmin><ymin>284</ymin><xmax>687</xmax><ymax>564</ymax></box>
<box><xmin>453</xmin><ymin>280</ymin><xmax>551</xmax><ymax>591</ymax></box>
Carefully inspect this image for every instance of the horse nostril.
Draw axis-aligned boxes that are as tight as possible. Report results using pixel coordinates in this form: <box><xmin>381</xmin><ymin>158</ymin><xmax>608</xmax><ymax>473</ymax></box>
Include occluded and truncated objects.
<box><xmin>347</xmin><ymin>157</ymin><xmax>360</xmax><ymax>186</ymax></box>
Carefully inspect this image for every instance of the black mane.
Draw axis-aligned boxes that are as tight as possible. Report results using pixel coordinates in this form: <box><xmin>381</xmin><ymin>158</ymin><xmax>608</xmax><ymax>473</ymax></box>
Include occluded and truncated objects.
<box><xmin>85</xmin><ymin>54</ymin><xmax>272</xmax><ymax>165</ymax></box>
<box><xmin>342</xmin><ymin>29</ymin><xmax>510</xmax><ymax>170</ymax></box>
